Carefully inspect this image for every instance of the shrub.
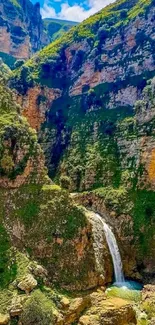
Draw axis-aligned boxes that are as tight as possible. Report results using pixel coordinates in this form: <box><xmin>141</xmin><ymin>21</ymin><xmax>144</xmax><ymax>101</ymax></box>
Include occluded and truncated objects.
<box><xmin>97</xmin><ymin>27</ymin><xmax>109</xmax><ymax>41</ymax></box>
<box><xmin>20</xmin><ymin>290</ymin><xmax>54</xmax><ymax>325</ymax></box>
<box><xmin>60</xmin><ymin>175</ymin><xmax>71</xmax><ymax>189</ymax></box>
<box><xmin>1</xmin><ymin>151</ymin><xmax>14</xmax><ymax>173</ymax></box>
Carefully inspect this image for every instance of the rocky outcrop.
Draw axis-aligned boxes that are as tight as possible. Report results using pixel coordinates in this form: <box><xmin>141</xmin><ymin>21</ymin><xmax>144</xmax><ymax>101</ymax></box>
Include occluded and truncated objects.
<box><xmin>0</xmin><ymin>1</ymin><xmax>79</xmax><ymax>64</ymax></box>
<box><xmin>18</xmin><ymin>274</ymin><xmax>38</xmax><ymax>294</ymax></box>
<box><xmin>16</xmin><ymin>85</ymin><xmax>62</xmax><ymax>130</ymax></box>
<box><xmin>0</xmin><ymin>314</ymin><xmax>10</xmax><ymax>325</ymax></box>
<box><xmin>0</xmin><ymin>0</ymin><xmax>49</xmax><ymax>60</ymax></box>
<box><xmin>78</xmin><ymin>293</ymin><xmax>136</xmax><ymax>325</ymax></box>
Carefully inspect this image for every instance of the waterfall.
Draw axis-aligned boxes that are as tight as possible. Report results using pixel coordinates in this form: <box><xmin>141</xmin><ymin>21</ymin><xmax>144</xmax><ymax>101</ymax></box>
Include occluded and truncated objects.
<box><xmin>95</xmin><ymin>213</ymin><xmax>125</xmax><ymax>284</ymax></box>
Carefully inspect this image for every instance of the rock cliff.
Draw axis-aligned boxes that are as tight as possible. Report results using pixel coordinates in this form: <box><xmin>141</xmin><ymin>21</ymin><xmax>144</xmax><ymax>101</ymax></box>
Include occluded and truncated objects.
<box><xmin>2</xmin><ymin>0</ymin><xmax>155</xmax><ymax>323</ymax></box>
<box><xmin>0</xmin><ymin>0</ymin><xmax>49</xmax><ymax>62</ymax></box>
<box><xmin>9</xmin><ymin>0</ymin><xmax>155</xmax><ymax>282</ymax></box>
<box><xmin>0</xmin><ymin>82</ymin><xmax>111</xmax><ymax>292</ymax></box>
<box><xmin>11</xmin><ymin>0</ymin><xmax>155</xmax><ymax>182</ymax></box>
<box><xmin>0</xmin><ymin>0</ymin><xmax>78</xmax><ymax>67</ymax></box>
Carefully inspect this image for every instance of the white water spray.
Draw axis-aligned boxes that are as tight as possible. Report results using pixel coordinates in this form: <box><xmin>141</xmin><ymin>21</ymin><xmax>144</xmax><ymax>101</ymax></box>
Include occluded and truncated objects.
<box><xmin>95</xmin><ymin>213</ymin><xmax>125</xmax><ymax>284</ymax></box>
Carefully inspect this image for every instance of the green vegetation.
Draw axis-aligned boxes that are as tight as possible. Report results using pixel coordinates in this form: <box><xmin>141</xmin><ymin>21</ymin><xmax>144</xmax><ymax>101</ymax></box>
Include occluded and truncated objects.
<box><xmin>10</xmin><ymin>0</ymin><xmax>153</xmax><ymax>89</ymax></box>
<box><xmin>20</xmin><ymin>290</ymin><xmax>55</xmax><ymax>325</ymax></box>
<box><xmin>0</xmin><ymin>84</ymin><xmax>39</xmax><ymax>180</ymax></box>
<box><xmin>2</xmin><ymin>0</ymin><xmax>155</xmax><ymax>319</ymax></box>
<box><xmin>9</xmin><ymin>0</ymin><xmax>21</xmax><ymax>8</ymax></box>
<box><xmin>94</xmin><ymin>186</ymin><xmax>129</xmax><ymax>214</ymax></box>
<box><xmin>143</xmin><ymin>299</ymin><xmax>155</xmax><ymax>320</ymax></box>
<box><xmin>132</xmin><ymin>190</ymin><xmax>155</xmax><ymax>255</ymax></box>
<box><xmin>0</xmin><ymin>226</ymin><xmax>16</xmax><ymax>288</ymax></box>
<box><xmin>0</xmin><ymin>59</ymin><xmax>11</xmax><ymax>81</ymax></box>
<box><xmin>0</xmin><ymin>289</ymin><xmax>14</xmax><ymax>313</ymax></box>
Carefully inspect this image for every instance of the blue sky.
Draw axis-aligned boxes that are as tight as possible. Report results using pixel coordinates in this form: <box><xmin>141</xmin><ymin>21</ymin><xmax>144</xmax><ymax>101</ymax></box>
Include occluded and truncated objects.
<box><xmin>31</xmin><ymin>0</ymin><xmax>116</xmax><ymax>22</ymax></box>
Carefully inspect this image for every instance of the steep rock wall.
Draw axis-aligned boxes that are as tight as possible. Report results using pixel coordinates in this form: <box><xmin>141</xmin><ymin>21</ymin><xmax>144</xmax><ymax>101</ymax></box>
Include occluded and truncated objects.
<box><xmin>0</xmin><ymin>83</ymin><xmax>113</xmax><ymax>291</ymax></box>
<box><xmin>0</xmin><ymin>0</ymin><xmax>49</xmax><ymax>60</ymax></box>
<box><xmin>10</xmin><ymin>0</ymin><xmax>155</xmax><ymax>182</ymax></box>
<box><xmin>9</xmin><ymin>0</ymin><xmax>155</xmax><ymax>280</ymax></box>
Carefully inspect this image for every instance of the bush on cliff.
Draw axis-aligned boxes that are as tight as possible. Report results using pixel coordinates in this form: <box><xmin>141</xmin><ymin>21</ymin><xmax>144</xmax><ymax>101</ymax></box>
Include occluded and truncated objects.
<box><xmin>20</xmin><ymin>290</ymin><xmax>54</xmax><ymax>325</ymax></box>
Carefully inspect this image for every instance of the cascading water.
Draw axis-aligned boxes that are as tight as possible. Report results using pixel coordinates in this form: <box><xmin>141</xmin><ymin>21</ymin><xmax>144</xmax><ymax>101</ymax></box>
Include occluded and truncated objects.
<box><xmin>95</xmin><ymin>213</ymin><xmax>125</xmax><ymax>284</ymax></box>
<box><xmin>92</xmin><ymin>212</ymin><xmax>142</xmax><ymax>297</ymax></box>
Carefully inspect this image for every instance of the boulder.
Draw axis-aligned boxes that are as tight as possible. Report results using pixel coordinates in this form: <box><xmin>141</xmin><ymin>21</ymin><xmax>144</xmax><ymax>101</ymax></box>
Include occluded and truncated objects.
<box><xmin>63</xmin><ymin>296</ymin><xmax>91</xmax><ymax>325</ymax></box>
<box><xmin>78</xmin><ymin>291</ymin><xmax>136</xmax><ymax>325</ymax></box>
<box><xmin>18</xmin><ymin>274</ymin><xmax>37</xmax><ymax>293</ymax></box>
<box><xmin>60</xmin><ymin>297</ymin><xmax>70</xmax><ymax>309</ymax></box>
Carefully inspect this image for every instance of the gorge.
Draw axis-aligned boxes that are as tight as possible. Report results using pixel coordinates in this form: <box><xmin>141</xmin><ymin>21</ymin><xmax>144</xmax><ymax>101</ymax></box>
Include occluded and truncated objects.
<box><xmin>0</xmin><ymin>0</ymin><xmax>155</xmax><ymax>324</ymax></box>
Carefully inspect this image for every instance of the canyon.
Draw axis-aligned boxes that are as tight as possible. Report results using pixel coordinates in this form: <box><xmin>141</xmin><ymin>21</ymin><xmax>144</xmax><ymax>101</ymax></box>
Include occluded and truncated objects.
<box><xmin>0</xmin><ymin>0</ymin><xmax>155</xmax><ymax>324</ymax></box>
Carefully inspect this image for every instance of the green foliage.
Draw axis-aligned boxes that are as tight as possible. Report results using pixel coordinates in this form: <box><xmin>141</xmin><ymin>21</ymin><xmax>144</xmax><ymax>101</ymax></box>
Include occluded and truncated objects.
<box><xmin>0</xmin><ymin>225</ymin><xmax>16</xmax><ymax>288</ymax></box>
<box><xmin>0</xmin><ymin>84</ymin><xmax>38</xmax><ymax>180</ymax></box>
<box><xmin>60</xmin><ymin>175</ymin><xmax>71</xmax><ymax>189</ymax></box>
<box><xmin>142</xmin><ymin>297</ymin><xmax>155</xmax><ymax>321</ymax></box>
<box><xmin>20</xmin><ymin>290</ymin><xmax>54</xmax><ymax>325</ymax></box>
<box><xmin>17</xmin><ymin>202</ymin><xmax>40</xmax><ymax>228</ymax></box>
<box><xmin>94</xmin><ymin>186</ymin><xmax>129</xmax><ymax>214</ymax></box>
<box><xmin>14</xmin><ymin>251</ymin><xmax>30</xmax><ymax>281</ymax></box>
<box><xmin>106</xmin><ymin>285</ymin><xmax>141</xmax><ymax>302</ymax></box>
<box><xmin>0</xmin><ymin>289</ymin><xmax>13</xmax><ymax>313</ymax></box>
<box><xmin>132</xmin><ymin>190</ymin><xmax>155</xmax><ymax>255</ymax></box>
<box><xmin>0</xmin><ymin>59</ymin><xmax>11</xmax><ymax>81</ymax></box>
<box><xmin>10</xmin><ymin>0</ymin><xmax>153</xmax><ymax>88</ymax></box>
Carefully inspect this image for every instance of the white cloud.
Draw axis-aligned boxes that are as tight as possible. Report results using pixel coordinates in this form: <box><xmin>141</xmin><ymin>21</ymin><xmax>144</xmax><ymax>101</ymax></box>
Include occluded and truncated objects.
<box><xmin>41</xmin><ymin>4</ymin><xmax>56</xmax><ymax>19</ymax></box>
<box><xmin>41</xmin><ymin>0</ymin><xmax>116</xmax><ymax>22</ymax></box>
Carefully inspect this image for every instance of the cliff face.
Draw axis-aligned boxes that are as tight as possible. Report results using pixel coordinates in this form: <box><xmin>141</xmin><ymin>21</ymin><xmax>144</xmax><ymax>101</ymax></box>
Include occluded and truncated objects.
<box><xmin>11</xmin><ymin>0</ymin><xmax>155</xmax><ymax>184</ymax></box>
<box><xmin>0</xmin><ymin>0</ymin><xmax>78</xmax><ymax>65</ymax></box>
<box><xmin>0</xmin><ymin>83</ymin><xmax>112</xmax><ymax>294</ymax></box>
<box><xmin>0</xmin><ymin>0</ymin><xmax>49</xmax><ymax>61</ymax></box>
<box><xmin>10</xmin><ymin>0</ymin><xmax>155</xmax><ymax>279</ymax></box>
<box><xmin>2</xmin><ymin>0</ymin><xmax>155</xmax><ymax>323</ymax></box>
